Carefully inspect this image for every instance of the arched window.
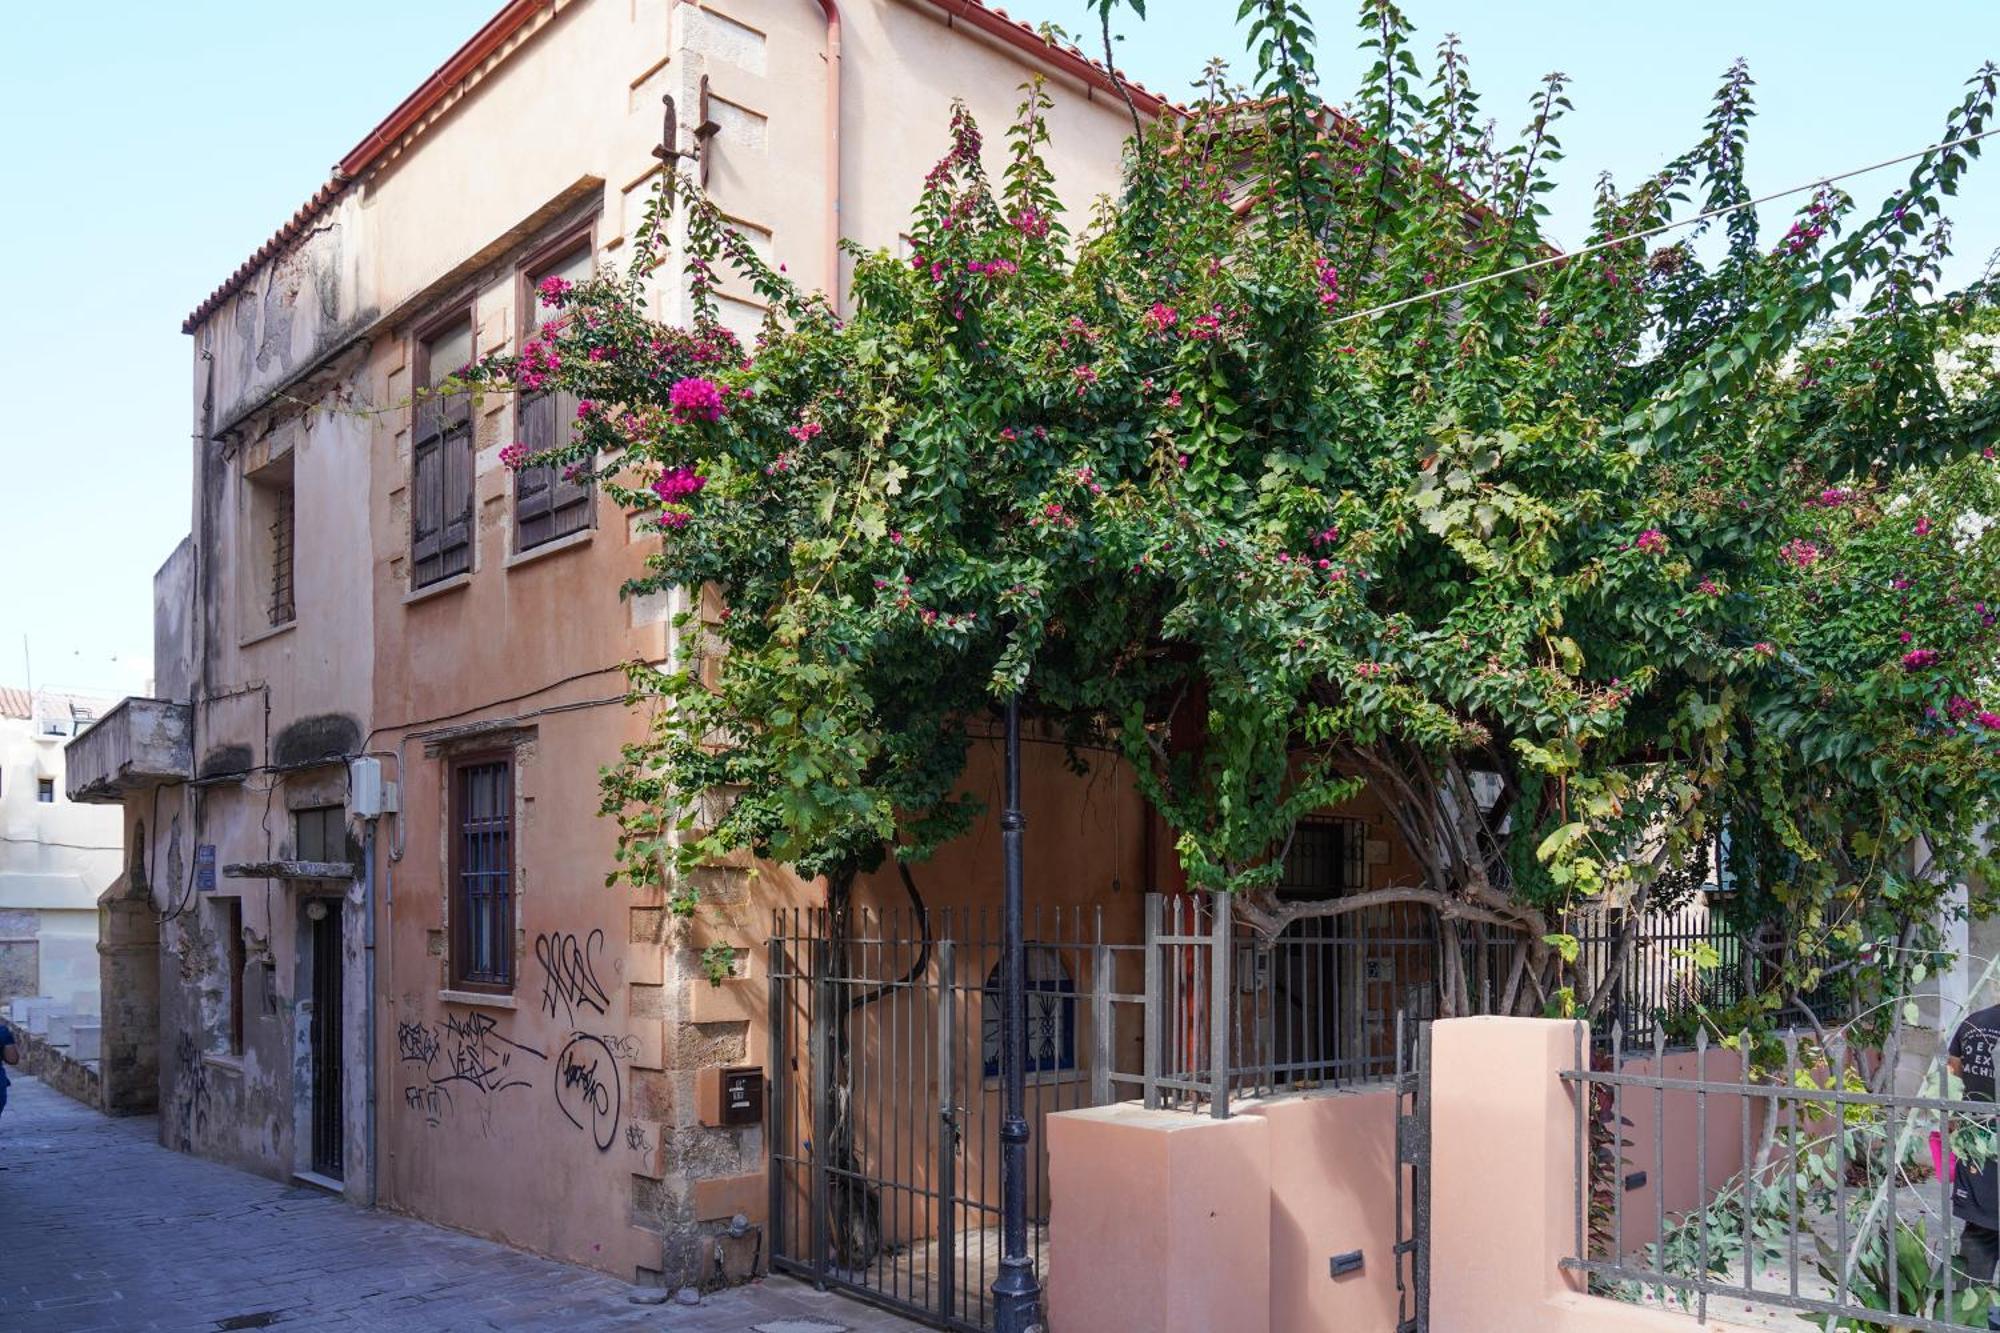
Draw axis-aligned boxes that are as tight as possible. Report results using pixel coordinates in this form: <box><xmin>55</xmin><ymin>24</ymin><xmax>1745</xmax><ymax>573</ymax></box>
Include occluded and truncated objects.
<box><xmin>982</xmin><ymin>947</ymin><xmax>1076</xmax><ymax>1078</ymax></box>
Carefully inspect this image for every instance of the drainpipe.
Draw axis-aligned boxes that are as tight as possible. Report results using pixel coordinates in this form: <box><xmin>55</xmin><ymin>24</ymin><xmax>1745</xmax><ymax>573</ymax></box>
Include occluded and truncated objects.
<box><xmin>360</xmin><ymin>818</ymin><xmax>378</xmax><ymax>1208</ymax></box>
<box><xmin>813</xmin><ymin>0</ymin><xmax>843</xmax><ymax>306</ymax></box>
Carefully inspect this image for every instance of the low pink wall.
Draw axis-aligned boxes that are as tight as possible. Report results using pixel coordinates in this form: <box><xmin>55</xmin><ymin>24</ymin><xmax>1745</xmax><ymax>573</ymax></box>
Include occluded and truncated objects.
<box><xmin>1248</xmin><ymin>1090</ymin><xmax>1402</xmax><ymax>1333</ymax></box>
<box><xmin>1046</xmin><ymin>1086</ymin><xmax>1401</xmax><ymax>1333</ymax></box>
<box><xmin>1430</xmin><ymin>1017</ymin><xmax>1763</xmax><ymax>1333</ymax></box>
<box><xmin>1612</xmin><ymin>1046</ymin><xmax>1759</xmax><ymax>1256</ymax></box>
<box><xmin>1046</xmin><ymin>1105</ymin><xmax>1272</xmax><ymax>1333</ymax></box>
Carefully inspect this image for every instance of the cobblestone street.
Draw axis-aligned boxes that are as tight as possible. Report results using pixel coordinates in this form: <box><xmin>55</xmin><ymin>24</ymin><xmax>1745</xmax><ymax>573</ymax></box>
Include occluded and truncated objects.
<box><xmin>0</xmin><ymin>1076</ymin><xmax>924</xmax><ymax>1333</ymax></box>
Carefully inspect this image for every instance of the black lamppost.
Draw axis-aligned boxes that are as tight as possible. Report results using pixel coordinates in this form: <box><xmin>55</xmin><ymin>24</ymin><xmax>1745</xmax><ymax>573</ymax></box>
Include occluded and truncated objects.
<box><xmin>991</xmin><ymin>693</ymin><xmax>1043</xmax><ymax>1333</ymax></box>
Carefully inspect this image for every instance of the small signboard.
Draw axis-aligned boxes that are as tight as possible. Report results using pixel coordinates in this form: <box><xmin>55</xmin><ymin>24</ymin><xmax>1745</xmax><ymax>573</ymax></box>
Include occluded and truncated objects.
<box><xmin>720</xmin><ymin>1066</ymin><xmax>764</xmax><ymax>1127</ymax></box>
<box><xmin>195</xmin><ymin>844</ymin><xmax>217</xmax><ymax>892</ymax></box>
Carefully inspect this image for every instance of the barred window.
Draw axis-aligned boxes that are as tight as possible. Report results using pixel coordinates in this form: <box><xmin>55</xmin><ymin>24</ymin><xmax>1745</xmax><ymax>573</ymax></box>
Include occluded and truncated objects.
<box><xmin>268</xmin><ymin>479</ymin><xmax>295</xmax><ymax>626</ymax></box>
<box><xmin>982</xmin><ymin>949</ymin><xmax>1076</xmax><ymax>1078</ymax></box>
<box><xmin>450</xmin><ymin>757</ymin><xmax>513</xmax><ymax>989</ymax></box>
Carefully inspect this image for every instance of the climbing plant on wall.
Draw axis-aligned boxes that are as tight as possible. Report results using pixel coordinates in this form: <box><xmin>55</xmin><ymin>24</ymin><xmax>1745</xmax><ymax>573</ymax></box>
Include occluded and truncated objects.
<box><xmin>469</xmin><ymin>0</ymin><xmax>2000</xmax><ymax>1025</ymax></box>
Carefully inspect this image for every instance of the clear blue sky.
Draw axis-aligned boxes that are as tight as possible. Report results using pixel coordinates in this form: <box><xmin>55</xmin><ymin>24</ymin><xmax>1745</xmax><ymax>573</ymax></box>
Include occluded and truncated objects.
<box><xmin>1</xmin><ymin>1</ymin><xmax>1994</xmax><ymax>699</ymax></box>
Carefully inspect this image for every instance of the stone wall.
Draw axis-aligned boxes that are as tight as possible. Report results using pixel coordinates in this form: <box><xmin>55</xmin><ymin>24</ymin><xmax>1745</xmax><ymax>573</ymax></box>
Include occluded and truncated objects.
<box><xmin>17</xmin><ymin>1028</ymin><xmax>102</xmax><ymax>1110</ymax></box>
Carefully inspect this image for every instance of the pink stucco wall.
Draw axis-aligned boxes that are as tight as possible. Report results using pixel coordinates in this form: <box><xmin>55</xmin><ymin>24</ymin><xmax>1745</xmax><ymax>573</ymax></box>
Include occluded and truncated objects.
<box><xmin>1610</xmin><ymin>1045</ymin><xmax>1759</xmax><ymax>1256</ymax></box>
<box><xmin>1051</xmin><ymin>1018</ymin><xmax>1769</xmax><ymax>1333</ymax></box>
<box><xmin>1046</xmin><ymin>1085</ymin><xmax>1402</xmax><ymax>1333</ymax></box>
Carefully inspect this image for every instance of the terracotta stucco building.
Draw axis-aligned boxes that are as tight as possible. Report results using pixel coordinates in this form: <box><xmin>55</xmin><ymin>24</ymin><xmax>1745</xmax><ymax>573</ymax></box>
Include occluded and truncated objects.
<box><xmin>66</xmin><ymin>0</ymin><xmax>1215</xmax><ymax>1293</ymax></box>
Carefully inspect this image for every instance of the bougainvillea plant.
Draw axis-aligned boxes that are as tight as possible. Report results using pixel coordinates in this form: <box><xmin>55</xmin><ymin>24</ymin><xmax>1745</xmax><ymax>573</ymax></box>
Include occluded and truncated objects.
<box><xmin>468</xmin><ymin>0</ymin><xmax>2000</xmax><ymax>1023</ymax></box>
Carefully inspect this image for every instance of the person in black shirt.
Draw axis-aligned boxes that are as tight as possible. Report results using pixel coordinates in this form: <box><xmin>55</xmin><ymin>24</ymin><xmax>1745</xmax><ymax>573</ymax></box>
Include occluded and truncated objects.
<box><xmin>1949</xmin><ymin>1003</ymin><xmax>2000</xmax><ymax>1279</ymax></box>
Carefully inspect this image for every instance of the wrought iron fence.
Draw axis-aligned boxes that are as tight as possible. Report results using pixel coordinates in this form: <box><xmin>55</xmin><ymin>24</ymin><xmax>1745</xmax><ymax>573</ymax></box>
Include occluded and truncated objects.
<box><xmin>1562</xmin><ymin>1022</ymin><xmax>2000</xmax><ymax>1331</ymax></box>
<box><xmin>1567</xmin><ymin>903</ymin><xmax>1857</xmax><ymax>1049</ymax></box>
<box><xmin>767</xmin><ymin>903</ymin><xmax>1145</xmax><ymax>1331</ymax></box>
<box><xmin>1144</xmin><ymin>892</ymin><xmax>1452</xmax><ymax>1116</ymax></box>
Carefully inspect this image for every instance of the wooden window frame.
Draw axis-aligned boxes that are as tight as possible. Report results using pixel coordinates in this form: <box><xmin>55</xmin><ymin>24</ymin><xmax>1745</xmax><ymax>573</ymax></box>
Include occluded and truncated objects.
<box><xmin>224</xmin><ymin>897</ymin><xmax>246</xmax><ymax>1056</ymax></box>
<box><xmin>513</xmin><ymin>224</ymin><xmax>599</xmax><ymax>553</ymax></box>
<box><xmin>410</xmin><ymin>299</ymin><xmax>479</xmax><ymax>589</ymax></box>
<box><xmin>447</xmin><ymin>751</ymin><xmax>515</xmax><ymax>993</ymax></box>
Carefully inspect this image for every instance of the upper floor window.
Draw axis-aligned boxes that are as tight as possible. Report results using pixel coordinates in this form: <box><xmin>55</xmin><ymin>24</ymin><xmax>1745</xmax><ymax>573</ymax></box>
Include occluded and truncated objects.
<box><xmin>243</xmin><ymin>449</ymin><xmax>296</xmax><ymax>633</ymax></box>
<box><xmin>294</xmin><ymin>805</ymin><xmax>347</xmax><ymax>864</ymax></box>
<box><xmin>411</xmin><ymin>315</ymin><xmax>475</xmax><ymax>588</ymax></box>
<box><xmin>37</xmin><ymin>778</ymin><xmax>54</xmax><ymax>803</ymax></box>
<box><xmin>1277</xmin><ymin>817</ymin><xmax>1369</xmax><ymax>899</ymax></box>
<box><xmin>515</xmin><ymin>240</ymin><xmax>596</xmax><ymax>552</ymax></box>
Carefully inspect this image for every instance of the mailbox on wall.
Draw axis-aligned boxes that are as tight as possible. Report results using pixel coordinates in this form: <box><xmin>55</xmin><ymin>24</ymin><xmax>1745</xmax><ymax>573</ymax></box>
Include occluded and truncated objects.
<box><xmin>697</xmin><ymin>1064</ymin><xmax>765</xmax><ymax>1127</ymax></box>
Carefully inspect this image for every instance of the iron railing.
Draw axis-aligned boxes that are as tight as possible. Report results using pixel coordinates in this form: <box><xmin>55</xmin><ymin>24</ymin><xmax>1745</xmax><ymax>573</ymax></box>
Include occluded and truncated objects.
<box><xmin>1562</xmin><ymin>1022</ymin><xmax>2000</xmax><ymax>1331</ymax></box>
<box><xmin>1567</xmin><ymin>903</ymin><xmax>1857</xmax><ymax>1049</ymax></box>
<box><xmin>1143</xmin><ymin>892</ymin><xmax>1451</xmax><ymax>1116</ymax></box>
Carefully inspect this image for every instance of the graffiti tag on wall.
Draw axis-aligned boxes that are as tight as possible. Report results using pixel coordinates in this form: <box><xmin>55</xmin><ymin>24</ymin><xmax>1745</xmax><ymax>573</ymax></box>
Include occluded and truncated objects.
<box><xmin>398</xmin><ymin>1011</ymin><xmax>546</xmax><ymax>1132</ymax></box>
<box><xmin>534</xmin><ymin>929</ymin><xmax>610</xmax><ymax>1025</ymax></box>
<box><xmin>553</xmin><ymin>1032</ymin><xmax>622</xmax><ymax>1152</ymax></box>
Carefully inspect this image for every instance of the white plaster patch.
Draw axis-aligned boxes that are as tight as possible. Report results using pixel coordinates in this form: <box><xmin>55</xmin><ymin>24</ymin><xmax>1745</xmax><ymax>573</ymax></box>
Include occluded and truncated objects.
<box><xmin>715</xmin><ymin>293</ymin><xmax>765</xmax><ymax>345</ymax></box>
<box><xmin>629</xmin><ymin>56</ymin><xmax>672</xmax><ymax>112</ymax></box>
<box><xmin>689</xmin><ymin>8</ymin><xmax>766</xmax><ymax>75</ymax></box>
<box><xmin>709</xmin><ymin>95</ymin><xmax>767</xmax><ymax>154</ymax></box>
<box><xmin>629</xmin><ymin>588</ymin><xmax>674</xmax><ymax>628</ymax></box>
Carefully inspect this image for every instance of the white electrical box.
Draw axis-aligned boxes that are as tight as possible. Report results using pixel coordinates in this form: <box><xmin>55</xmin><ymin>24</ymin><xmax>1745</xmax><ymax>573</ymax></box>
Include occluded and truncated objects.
<box><xmin>349</xmin><ymin>757</ymin><xmax>386</xmax><ymax>818</ymax></box>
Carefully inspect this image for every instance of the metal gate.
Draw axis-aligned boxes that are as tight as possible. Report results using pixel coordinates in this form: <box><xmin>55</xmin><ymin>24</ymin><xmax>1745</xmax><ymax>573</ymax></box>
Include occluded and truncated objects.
<box><xmin>768</xmin><ymin>906</ymin><xmax>1137</xmax><ymax>1330</ymax></box>
<box><xmin>309</xmin><ymin>904</ymin><xmax>344</xmax><ymax>1180</ymax></box>
<box><xmin>1393</xmin><ymin>1014</ymin><xmax>1431</xmax><ymax>1333</ymax></box>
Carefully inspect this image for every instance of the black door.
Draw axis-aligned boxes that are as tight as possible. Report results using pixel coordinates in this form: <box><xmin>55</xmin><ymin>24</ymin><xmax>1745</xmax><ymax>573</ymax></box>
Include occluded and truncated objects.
<box><xmin>310</xmin><ymin>906</ymin><xmax>344</xmax><ymax>1179</ymax></box>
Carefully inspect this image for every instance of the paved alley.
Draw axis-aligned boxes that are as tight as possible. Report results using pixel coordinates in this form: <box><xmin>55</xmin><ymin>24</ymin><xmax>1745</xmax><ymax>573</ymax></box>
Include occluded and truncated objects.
<box><xmin>0</xmin><ymin>1076</ymin><xmax>925</xmax><ymax>1333</ymax></box>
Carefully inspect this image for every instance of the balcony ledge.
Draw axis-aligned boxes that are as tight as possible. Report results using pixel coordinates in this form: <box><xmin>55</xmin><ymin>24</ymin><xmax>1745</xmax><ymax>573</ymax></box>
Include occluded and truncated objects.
<box><xmin>222</xmin><ymin>860</ymin><xmax>358</xmax><ymax>881</ymax></box>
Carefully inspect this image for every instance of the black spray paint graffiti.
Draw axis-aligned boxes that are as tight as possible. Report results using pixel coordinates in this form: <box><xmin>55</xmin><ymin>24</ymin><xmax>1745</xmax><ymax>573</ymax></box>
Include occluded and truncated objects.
<box><xmin>170</xmin><ymin>1031</ymin><xmax>213</xmax><ymax>1153</ymax></box>
<box><xmin>625</xmin><ymin>1122</ymin><xmax>652</xmax><ymax>1153</ymax></box>
<box><xmin>398</xmin><ymin>1012</ymin><xmax>546</xmax><ymax>1130</ymax></box>
<box><xmin>553</xmin><ymin>1032</ymin><xmax>622</xmax><ymax>1152</ymax></box>
<box><xmin>534</xmin><ymin>929</ymin><xmax>610</xmax><ymax>1025</ymax></box>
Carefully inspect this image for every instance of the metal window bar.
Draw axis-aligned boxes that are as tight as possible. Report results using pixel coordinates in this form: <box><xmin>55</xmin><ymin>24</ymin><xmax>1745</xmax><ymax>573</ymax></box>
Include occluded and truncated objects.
<box><xmin>1562</xmin><ymin>1023</ymin><xmax>1994</xmax><ymax>1332</ymax></box>
<box><xmin>455</xmin><ymin>762</ymin><xmax>512</xmax><ymax>986</ymax></box>
<box><xmin>269</xmin><ymin>482</ymin><xmax>296</xmax><ymax>626</ymax></box>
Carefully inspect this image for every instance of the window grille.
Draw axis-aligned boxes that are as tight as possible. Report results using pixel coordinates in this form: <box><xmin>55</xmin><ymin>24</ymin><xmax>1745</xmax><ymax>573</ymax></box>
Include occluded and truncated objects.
<box><xmin>450</xmin><ymin>758</ymin><xmax>513</xmax><ymax>988</ymax></box>
<box><xmin>269</xmin><ymin>482</ymin><xmax>295</xmax><ymax>625</ymax></box>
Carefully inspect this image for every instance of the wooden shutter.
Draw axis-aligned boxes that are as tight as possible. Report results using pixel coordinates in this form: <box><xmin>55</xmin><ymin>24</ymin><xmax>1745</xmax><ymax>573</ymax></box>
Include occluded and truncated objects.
<box><xmin>438</xmin><ymin>383</ymin><xmax>474</xmax><ymax>579</ymax></box>
<box><xmin>411</xmin><ymin>389</ymin><xmax>444</xmax><ymax>585</ymax></box>
<box><xmin>513</xmin><ymin>389</ymin><xmax>594</xmax><ymax>550</ymax></box>
<box><xmin>514</xmin><ymin>391</ymin><xmax>557</xmax><ymax>548</ymax></box>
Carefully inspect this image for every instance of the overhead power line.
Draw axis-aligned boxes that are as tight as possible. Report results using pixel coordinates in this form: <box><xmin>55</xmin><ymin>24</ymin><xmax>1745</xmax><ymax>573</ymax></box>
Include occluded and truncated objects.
<box><xmin>1332</xmin><ymin>125</ymin><xmax>2000</xmax><ymax>326</ymax></box>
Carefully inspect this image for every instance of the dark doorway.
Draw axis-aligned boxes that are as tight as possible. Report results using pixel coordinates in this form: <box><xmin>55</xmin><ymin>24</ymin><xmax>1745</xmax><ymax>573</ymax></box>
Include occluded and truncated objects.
<box><xmin>309</xmin><ymin>904</ymin><xmax>344</xmax><ymax>1180</ymax></box>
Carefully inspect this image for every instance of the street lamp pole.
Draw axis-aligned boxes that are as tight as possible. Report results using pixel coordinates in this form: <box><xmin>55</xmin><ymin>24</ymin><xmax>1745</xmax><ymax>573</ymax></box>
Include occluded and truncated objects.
<box><xmin>992</xmin><ymin>692</ymin><xmax>1043</xmax><ymax>1333</ymax></box>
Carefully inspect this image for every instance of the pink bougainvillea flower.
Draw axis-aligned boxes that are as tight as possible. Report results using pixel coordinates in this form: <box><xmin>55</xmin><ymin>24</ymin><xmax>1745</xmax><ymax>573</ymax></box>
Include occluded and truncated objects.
<box><xmin>1164</xmin><ymin>390</ymin><xmax>1183</xmax><ymax>409</ymax></box>
<box><xmin>1313</xmin><ymin>257</ymin><xmax>1341</xmax><ymax>309</ymax></box>
<box><xmin>537</xmin><ymin>274</ymin><xmax>573</xmax><ymax>307</ymax></box>
<box><xmin>651</xmin><ymin>466</ymin><xmax>707</xmax><ymax>502</ymax></box>
<box><xmin>1948</xmin><ymin>696</ymin><xmax>1978</xmax><ymax>721</ymax></box>
<box><xmin>1752</xmin><ymin>642</ymin><xmax>1776</xmax><ymax>656</ymax></box>
<box><xmin>1697</xmin><ymin>578</ymin><xmax>1721</xmax><ymax>596</ymax></box>
<box><xmin>1142</xmin><ymin>303</ymin><xmax>1179</xmax><ymax>335</ymax></box>
<box><xmin>1978</xmin><ymin>711</ymin><xmax>2000</xmax><ymax>730</ymax></box>
<box><xmin>1634</xmin><ymin>528</ymin><xmax>1667</xmax><ymax>555</ymax></box>
<box><xmin>668</xmin><ymin>376</ymin><xmax>726</xmax><ymax>424</ymax></box>
<box><xmin>1916</xmin><ymin>516</ymin><xmax>1934</xmax><ymax>536</ymax></box>
<box><xmin>1901</xmin><ymin>648</ymin><xmax>1940</xmax><ymax>670</ymax></box>
<box><xmin>1779</xmin><ymin>539</ymin><xmax>1820</xmax><ymax>568</ymax></box>
<box><xmin>575</xmin><ymin>399</ymin><xmax>597</xmax><ymax>420</ymax></box>
<box><xmin>499</xmin><ymin>443</ymin><xmax>528</xmax><ymax>471</ymax></box>
<box><xmin>657</xmin><ymin>510</ymin><xmax>690</xmax><ymax>530</ymax></box>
